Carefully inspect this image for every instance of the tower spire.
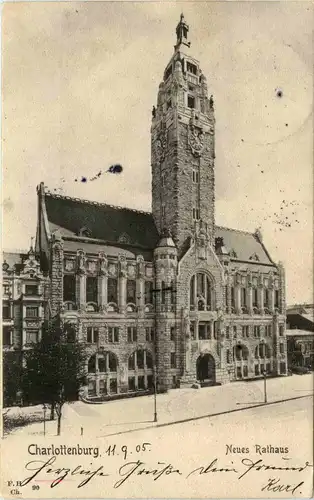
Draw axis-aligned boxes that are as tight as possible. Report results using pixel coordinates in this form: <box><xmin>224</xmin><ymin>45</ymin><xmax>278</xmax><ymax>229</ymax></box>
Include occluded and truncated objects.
<box><xmin>174</xmin><ymin>13</ymin><xmax>191</xmax><ymax>52</ymax></box>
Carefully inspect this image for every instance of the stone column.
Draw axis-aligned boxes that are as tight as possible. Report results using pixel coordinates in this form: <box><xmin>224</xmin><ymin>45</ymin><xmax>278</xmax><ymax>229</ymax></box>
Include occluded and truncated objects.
<box><xmin>248</xmin><ymin>285</ymin><xmax>253</xmax><ymax>315</ymax></box>
<box><xmin>95</xmin><ymin>353</ymin><xmax>100</xmax><ymax>396</ymax></box>
<box><xmin>269</xmin><ymin>287</ymin><xmax>275</xmax><ymax>313</ymax></box>
<box><xmin>236</xmin><ymin>286</ymin><xmax>241</xmax><ymax>314</ymax></box>
<box><xmin>210</xmin><ymin>321</ymin><xmax>214</xmax><ymax>340</ymax></box>
<box><xmin>258</xmin><ymin>286</ymin><xmax>264</xmax><ymax>315</ymax></box>
<box><xmin>77</xmin><ymin>274</ymin><xmax>86</xmax><ymax>311</ymax></box>
<box><xmin>98</xmin><ymin>275</ymin><xmax>107</xmax><ymax>312</ymax></box>
<box><xmin>137</xmin><ymin>278</ymin><xmax>145</xmax><ymax>316</ymax></box>
<box><xmin>119</xmin><ymin>277</ymin><xmax>126</xmax><ymax>313</ymax></box>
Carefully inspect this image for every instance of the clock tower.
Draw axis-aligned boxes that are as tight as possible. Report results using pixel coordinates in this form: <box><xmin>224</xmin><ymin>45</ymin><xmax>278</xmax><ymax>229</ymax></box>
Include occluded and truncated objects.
<box><xmin>151</xmin><ymin>14</ymin><xmax>216</xmax><ymax>254</ymax></box>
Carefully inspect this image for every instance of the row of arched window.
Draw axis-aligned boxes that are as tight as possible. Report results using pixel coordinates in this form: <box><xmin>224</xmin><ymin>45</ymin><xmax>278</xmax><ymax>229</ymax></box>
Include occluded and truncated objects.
<box><xmin>226</xmin><ymin>343</ymin><xmax>272</xmax><ymax>363</ymax></box>
<box><xmin>87</xmin><ymin>349</ymin><xmax>153</xmax><ymax>374</ymax></box>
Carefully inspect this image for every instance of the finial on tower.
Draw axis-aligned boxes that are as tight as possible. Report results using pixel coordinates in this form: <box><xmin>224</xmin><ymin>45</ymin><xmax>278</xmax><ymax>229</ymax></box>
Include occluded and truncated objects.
<box><xmin>175</xmin><ymin>13</ymin><xmax>191</xmax><ymax>52</ymax></box>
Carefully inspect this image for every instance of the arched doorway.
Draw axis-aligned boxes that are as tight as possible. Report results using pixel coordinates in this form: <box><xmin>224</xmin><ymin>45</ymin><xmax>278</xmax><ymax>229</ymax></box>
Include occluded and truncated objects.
<box><xmin>196</xmin><ymin>353</ymin><xmax>216</xmax><ymax>385</ymax></box>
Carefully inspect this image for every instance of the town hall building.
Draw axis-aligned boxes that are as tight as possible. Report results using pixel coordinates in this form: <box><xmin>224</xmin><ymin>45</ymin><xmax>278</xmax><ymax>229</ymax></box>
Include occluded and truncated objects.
<box><xmin>35</xmin><ymin>15</ymin><xmax>287</xmax><ymax>400</ymax></box>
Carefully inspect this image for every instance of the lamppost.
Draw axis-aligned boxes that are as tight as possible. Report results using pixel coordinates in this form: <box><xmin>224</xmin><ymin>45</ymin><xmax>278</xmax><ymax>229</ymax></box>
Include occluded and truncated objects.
<box><xmin>262</xmin><ymin>370</ymin><xmax>267</xmax><ymax>403</ymax></box>
<box><xmin>43</xmin><ymin>403</ymin><xmax>47</xmax><ymax>436</ymax></box>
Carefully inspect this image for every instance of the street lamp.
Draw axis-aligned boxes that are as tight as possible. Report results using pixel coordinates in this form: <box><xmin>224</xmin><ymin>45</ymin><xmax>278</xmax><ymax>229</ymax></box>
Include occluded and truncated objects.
<box><xmin>262</xmin><ymin>370</ymin><xmax>267</xmax><ymax>403</ymax></box>
<box><xmin>43</xmin><ymin>404</ymin><xmax>47</xmax><ymax>436</ymax></box>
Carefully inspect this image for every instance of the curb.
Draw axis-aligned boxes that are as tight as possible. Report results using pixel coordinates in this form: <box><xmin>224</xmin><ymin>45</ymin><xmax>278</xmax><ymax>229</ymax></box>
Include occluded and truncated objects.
<box><xmin>100</xmin><ymin>393</ymin><xmax>313</xmax><ymax>438</ymax></box>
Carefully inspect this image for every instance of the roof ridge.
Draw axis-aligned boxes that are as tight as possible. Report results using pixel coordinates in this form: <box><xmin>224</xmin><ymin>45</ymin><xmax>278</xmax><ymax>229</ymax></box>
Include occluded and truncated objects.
<box><xmin>215</xmin><ymin>225</ymin><xmax>254</xmax><ymax>236</ymax></box>
<box><xmin>45</xmin><ymin>190</ymin><xmax>152</xmax><ymax>216</ymax></box>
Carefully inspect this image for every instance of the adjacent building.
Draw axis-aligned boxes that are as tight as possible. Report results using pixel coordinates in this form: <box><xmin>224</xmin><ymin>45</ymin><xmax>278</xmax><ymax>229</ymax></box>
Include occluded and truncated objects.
<box><xmin>2</xmin><ymin>247</ymin><xmax>48</xmax><ymax>404</ymax></box>
<box><xmin>34</xmin><ymin>15</ymin><xmax>288</xmax><ymax>401</ymax></box>
<box><xmin>286</xmin><ymin>304</ymin><xmax>314</xmax><ymax>370</ymax></box>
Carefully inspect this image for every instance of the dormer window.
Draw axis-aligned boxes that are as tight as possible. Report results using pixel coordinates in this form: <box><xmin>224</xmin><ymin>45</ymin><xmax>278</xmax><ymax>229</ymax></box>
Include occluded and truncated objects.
<box><xmin>187</xmin><ymin>62</ymin><xmax>197</xmax><ymax>75</ymax></box>
<box><xmin>188</xmin><ymin>95</ymin><xmax>195</xmax><ymax>109</ymax></box>
<box><xmin>78</xmin><ymin>227</ymin><xmax>92</xmax><ymax>238</ymax></box>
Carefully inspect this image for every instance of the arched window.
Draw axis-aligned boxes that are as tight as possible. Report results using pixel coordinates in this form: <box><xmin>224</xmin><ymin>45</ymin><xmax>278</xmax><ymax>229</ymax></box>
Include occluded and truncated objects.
<box><xmin>233</xmin><ymin>345</ymin><xmax>249</xmax><ymax>361</ymax></box>
<box><xmin>190</xmin><ymin>273</ymin><xmax>213</xmax><ymax>311</ymax></box>
<box><xmin>87</xmin><ymin>352</ymin><xmax>118</xmax><ymax>374</ymax></box>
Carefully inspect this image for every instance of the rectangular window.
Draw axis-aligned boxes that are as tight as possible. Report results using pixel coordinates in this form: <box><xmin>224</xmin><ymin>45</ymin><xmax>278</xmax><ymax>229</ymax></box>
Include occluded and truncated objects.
<box><xmin>190</xmin><ymin>322</ymin><xmax>195</xmax><ymax>340</ymax></box>
<box><xmin>187</xmin><ymin>62</ymin><xmax>197</xmax><ymax>75</ymax></box>
<box><xmin>199</xmin><ymin>322</ymin><xmax>210</xmax><ymax>340</ymax></box>
<box><xmin>265</xmin><ymin>325</ymin><xmax>272</xmax><ymax>336</ymax></box>
<box><xmin>275</xmin><ymin>290</ymin><xmax>279</xmax><ymax>308</ymax></box>
<box><xmin>145</xmin><ymin>281</ymin><xmax>153</xmax><ymax>304</ymax></box>
<box><xmin>87</xmin><ymin>327</ymin><xmax>99</xmax><ymax>344</ymax></box>
<box><xmin>225</xmin><ymin>326</ymin><xmax>230</xmax><ymax>339</ymax></box>
<box><xmin>63</xmin><ymin>275</ymin><xmax>76</xmax><ymax>302</ymax></box>
<box><xmin>3</xmin><ymin>284</ymin><xmax>10</xmax><ymax>295</ymax></box>
<box><xmin>241</xmin><ymin>288</ymin><xmax>247</xmax><ymax>306</ymax></box>
<box><xmin>127</xmin><ymin>326</ymin><xmax>137</xmax><ymax>343</ymax></box>
<box><xmin>264</xmin><ymin>289</ymin><xmax>269</xmax><ymax>308</ymax></box>
<box><xmin>107</xmin><ymin>278</ymin><xmax>118</xmax><ymax>303</ymax></box>
<box><xmin>161</xmin><ymin>281</ymin><xmax>166</xmax><ymax>305</ymax></box>
<box><xmin>138</xmin><ymin>375</ymin><xmax>145</xmax><ymax>390</ymax></box>
<box><xmin>2</xmin><ymin>305</ymin><xmax>10</xmax><ymax>320</ymax></box>
<box><xmin>225</xmin><ymin>286</ymin><xmax>228</xmax><ymax>308</ymax></box>
<box><xmin>128</xmin><ymin>377</ymin><xmax>136</xmax><ymax>392</ymax></box>
<box><xmin>255</xmin><ymin>364</ymin><xmax>260</xmax><ymax>376</ymax></box>
<box><xmin>279</xmin><ymin>343</ymin><xmax>284</xmax><ymax>354</ymax></box>
<box><xmin>108</xmin><ymin>327</ymin><xmax>119</xmax><ymax>343</ymax></box>
<box><xmin>25</xmin><ymin>284</ymin><xmax>39</xmax><ymax>295</ymax></box>
<box><xmin>193</xmin><ymin>207</ymin><xmax>200</xmax><ymax>220</ymax></box>
<box><xmin>279</xmin><ymin>325</ymin><xmax>284</xmax><ymax>336</ymax></box>
<box><xmin>233</xmin><ymin>325</ymin><xmax>237</xmax><ymax>338</ymax></box>
<box><xmin>26</xmin><ymin>330</ymin><xmax>39</xmax><ymax>345</ymax></box>
<box><xmin>171</xmin><ymin>352</ymin><xmax>176</xmax><ymax>368</ymax></box>
<box><xmin>26</xmin><ymin>306</ymin><xmax>39</xmax><ymax>318</ymax></box>
<box><xmin>170</xmin><ymin>326</ymin><xmax>175</xmax><ymax>341</ymax></box>
<box><xmin>236</xmin><ymin>367</ymin><xmax>242</xmax><ymax>379</ymax></box>
<box><xmin>254</xmin><ymin>325</ymin><xmax>260</xmax><ymax>338</ymax></box>
<box><xmin>145</xmin><ymin>327</ymin><xmax>154</xmax><ymax>342</ymax></box>
<box><xmin>266</xmin><ymin>363</ymin><xmax>271</xmax><ymax>374</ymax></box>
<box><xmin>99</xmin><ymin>380</ymin><xmax>107</xmax><ymax>394</ymax></box>
<box><xmin>110</xmin><ymin>379</ymin><xmax>118</xmax><ymax>394</ymax></box>
<box><xmin>137</xmin><ymin>350</ymin><xmax>144</xmax><ymax>369</ymax></box>
<box><xmin>188</xmin><ymin>95</ymin><xmax>196</xmax><ymax>109</ymax></box>
<box><xmin>3</xmin><ymin>326</ymin><xmax>12</xmax><ymax>346</ymax></box>
<box><xmin>242</xmin><ymin>325</ymin><xmax>249</xmax><ymax>337</ymax></box>
<box><xmin>88</xmin><ymin>381</ymin><xmax>96</xmax><ymax>396</ymax></box>
<box><xmin>126</xmin><ymin>280</ymin><xmax>136</xmax><ymax>304</ymax></box>
<box><xmin>161</xmin><ymin>205</ymin><xmax>166</xmax><ymax>218</ymax></box>
<box><xmin>253</xmin><ymin>288</ymin><xmax>258</xmax><ymax>307</ymax></box>
<box><xmin>280</xmin><ymin>362</ymin><xmax>286</xmax><ymax>374</ymax></box>
<box><xmin>86</xmin><ymin>277</ymin><xmax>98</xmax><ymax>303</ymax></box>
<box><xmin>243</xmin><ymin>366</ymin><xmax>248</xmax><ymax>378</ymax></box>
<box><xmin>192</xmin><ymin>170</ymin><xmax>199</xmax><ymax>183</ymax></box>
<box><xmin>231</xmin><ymin>287</ymin><xmax>235</xmax><ymax>308</ymax></box>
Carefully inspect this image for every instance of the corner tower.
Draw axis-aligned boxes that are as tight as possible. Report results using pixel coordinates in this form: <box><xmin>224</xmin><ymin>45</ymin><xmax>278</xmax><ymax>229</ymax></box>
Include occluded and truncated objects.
<box><xmin>151</xmin><ymin>14</ymin><xmax>215</xmax><ymax>254</ymax></box>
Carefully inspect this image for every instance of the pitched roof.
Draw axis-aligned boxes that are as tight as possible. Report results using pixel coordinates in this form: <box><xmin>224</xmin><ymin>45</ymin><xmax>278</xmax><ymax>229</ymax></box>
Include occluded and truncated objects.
<box><xmin>44</xmin><ymin>192</ymin><xmax>159</xmax><ymax>250</ymax></box>
<box><xmin>215</xmin><ymin>226</ymin><xmax>274</xmax><ymax>265</ymax></box>
<box><xmin>42</xmin><ymin>192</ymin><xmax>275</xmax><ymax>265</ymax></box>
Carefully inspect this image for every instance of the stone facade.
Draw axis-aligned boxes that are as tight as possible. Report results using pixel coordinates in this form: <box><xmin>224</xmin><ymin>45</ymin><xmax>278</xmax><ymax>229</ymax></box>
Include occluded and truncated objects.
<box><xmin>31</xmin><ymin>15</ymin><xmax>288</xmax><ymax>401</ymax></box>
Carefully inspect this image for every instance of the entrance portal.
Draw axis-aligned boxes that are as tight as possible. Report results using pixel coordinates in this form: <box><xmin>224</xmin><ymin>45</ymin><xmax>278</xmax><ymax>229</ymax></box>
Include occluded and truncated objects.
<box><xmin>196</xmin><ymin>353</ymin><xmax>216</xmax><ymax>385</ymax></box>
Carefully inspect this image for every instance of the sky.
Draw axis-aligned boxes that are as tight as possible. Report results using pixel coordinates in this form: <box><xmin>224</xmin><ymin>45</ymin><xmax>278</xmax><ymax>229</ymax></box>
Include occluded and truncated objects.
<box><xmin>2</xmin><ymin>1</ymin><xmax>313</xmax><ymax>304</ymax></box>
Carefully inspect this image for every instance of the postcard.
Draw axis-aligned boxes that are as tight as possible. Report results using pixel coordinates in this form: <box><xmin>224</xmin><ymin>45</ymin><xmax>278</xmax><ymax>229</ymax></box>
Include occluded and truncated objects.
<box><xmin>1</xmin><ymin>1</ymin><xmax>313</xmax><ymax>498</ymax></box>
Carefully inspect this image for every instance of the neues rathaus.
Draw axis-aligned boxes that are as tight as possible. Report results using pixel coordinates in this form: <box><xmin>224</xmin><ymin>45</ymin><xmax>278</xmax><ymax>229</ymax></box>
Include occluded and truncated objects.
<box><xmin>31</xmin><ymin>16</ymin><xmax>287</xmax><ymax>399</ymax></box>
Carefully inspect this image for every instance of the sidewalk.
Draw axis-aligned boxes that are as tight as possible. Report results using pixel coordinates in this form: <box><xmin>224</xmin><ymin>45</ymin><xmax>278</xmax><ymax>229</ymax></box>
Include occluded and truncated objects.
<box><xmin>5</xmin><ymin>374</ymin><xmax>313</xmax><ymax>439</ymax></box>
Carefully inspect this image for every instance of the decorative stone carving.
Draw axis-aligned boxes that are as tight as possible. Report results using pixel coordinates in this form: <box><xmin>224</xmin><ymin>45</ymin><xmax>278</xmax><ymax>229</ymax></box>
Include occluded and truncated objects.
<box><xmin>155</xmin><ymin>130</ymin><xmax>167</xmax><ymax>164</ymax></box>
<box><xmin>108</xmin><ymin>263</ymin><xmax>117</xmax><ymax>277</ymax></box>
<box><xmin>136</xmin><ymin>255</ymin><xmax>145</xmax><ymax>278</ymax></box>
<box><xmin>127</xmin><ymin>265</ymin><xmax>136</xmax><ymax>279</ymax></box>
<box><xmin>145</xmin><ymin>265</ymin><xmax>153</xmax><ymax>278</ymax></box>
<box><xmin>87</xmin><ymin>260</ymin><xmax>97</xmax><ymax>273</ymax></box>
<box><xmin>119</xmin><ymin>255</ymin><xmax>127</xmax><ymax>278</ymax></box>
<box><xmin>64</xmin><ymin>259</ymin><xmax>75</xmax><ymax>272</ymax></box>
<box><xmin>188</xmin><ymin>123</ymin><xmax>205</xmax><ymax>157</ymax></box>
<box><xmin>98</xmin><ymin>252</ymin><xmax>108</xmax><ymax>276</ymax></box>
<box><xmin>77</xmin><ymin>250</ymin><xmax>86</xmax><ymax>274</ymax></box>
